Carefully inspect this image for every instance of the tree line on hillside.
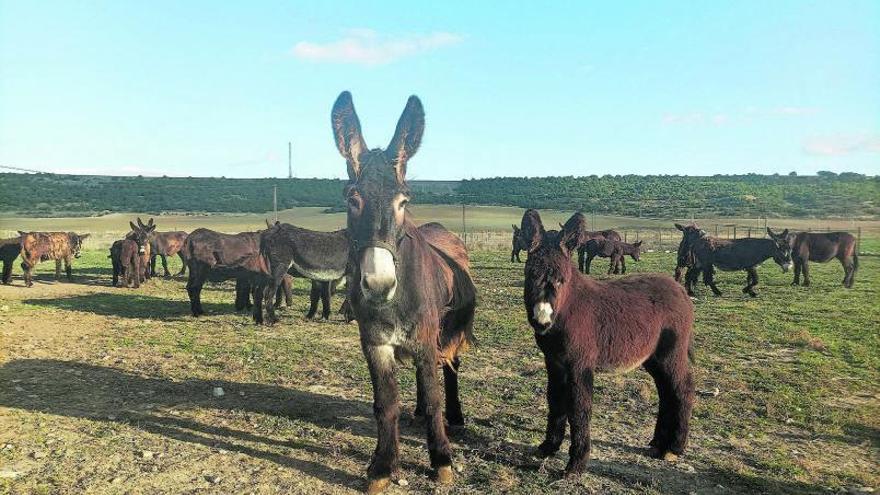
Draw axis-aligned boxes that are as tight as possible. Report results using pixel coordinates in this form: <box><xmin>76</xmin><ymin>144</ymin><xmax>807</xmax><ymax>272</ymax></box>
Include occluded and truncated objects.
<box><xmin>0</xmin><ymin>172</ymin><xmax>876</xmax><ymax>219</ymax></box>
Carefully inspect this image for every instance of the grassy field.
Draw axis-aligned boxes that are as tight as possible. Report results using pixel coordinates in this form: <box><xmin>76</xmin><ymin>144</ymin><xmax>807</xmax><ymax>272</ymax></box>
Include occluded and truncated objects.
<box><xmin>0</xmin><ymin>243</ymin><xmax>877</xmax><ymax>494</ymax></box>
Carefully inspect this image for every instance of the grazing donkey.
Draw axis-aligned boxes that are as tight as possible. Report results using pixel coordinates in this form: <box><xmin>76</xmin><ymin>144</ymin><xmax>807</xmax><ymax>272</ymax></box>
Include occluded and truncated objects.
<box><xmin>683</xmin><ymin>228</ymin><xmax>793</xmax><ymax>297</ymax></box>
<box><xmin>19</xmin><ymin>231</ymin><xmax>90</xmax><ymax>287</ymax></box>
<box><xmin>257</xmin><ymin>222</ymin><xmax>349</xmax><ymax>324</ymax></box>
<box><xmin>0</xmin><ymin>237</ymin><xmax>20</xmax><ymax>285</ymax></box>
<box><xmin>332</xmin><ymin>91</ymin><xmax>476</xmax><ymax>493</ymax></box>
<box><xmin>673</xmin><ymin>223</ymin><xmax>704</xmax><ymax>283</ymax></box>
<box><xmin>510</xmin><ymin>224</ymin><xmax>528</xmax><ymax>262</ymax></box>
<box><xmin>150</xmin><ymin>230</ymin><xmax>189</xmax><ymax>277</ymax></box>
<box><xmin>521</xmin><ymin>210</ymin><xmax>695</xmax><ymax>476</ymax></box>
<box><xmin>581</xmin><ymin>239</ymin><xmax>643</xmax><ymax>275</ymax></box>
<box><xmin>785</xmin><ymin>230</ymin><xmax>859</xmax><ymax>288</ymax></box>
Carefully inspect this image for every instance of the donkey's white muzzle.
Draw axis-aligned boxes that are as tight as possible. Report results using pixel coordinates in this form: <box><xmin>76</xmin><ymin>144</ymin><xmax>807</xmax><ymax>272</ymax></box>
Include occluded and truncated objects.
<box><xmin>360</xmin><ymin>247</ymin><xmax>397</xmax><ymax>302</ymax></box>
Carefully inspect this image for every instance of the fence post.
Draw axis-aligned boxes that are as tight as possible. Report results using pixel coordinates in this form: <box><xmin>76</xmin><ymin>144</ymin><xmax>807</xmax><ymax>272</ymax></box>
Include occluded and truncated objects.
<box><xmin>747</xmin><ymin>227</ymin><xmax>751</xmax><ymax>238</ymax></box>
<box><xmin>624</xmin><ymin>231</ymin><xmax>628</xmax><ymax>243</ymax></box>
<box><xmin>733</xmin><ymin>225</ymin><xmax>737</xmax><ymax>239</ymax></box>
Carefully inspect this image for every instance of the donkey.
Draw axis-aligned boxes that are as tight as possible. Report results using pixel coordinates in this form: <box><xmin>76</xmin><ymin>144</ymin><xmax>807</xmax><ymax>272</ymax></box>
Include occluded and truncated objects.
<box><xmin>109</xmin><ymin>239</ymin><xmax>142</xmax><ymax>288</ymax></box>
<box><xmin>150</xmin><ymin>231</ymin><xmax>189</xmax><ymax>277</ymax></box>
<box><xmin>0</xmin><ymin>237</ymin><xmax>20</xmax><ymax>285</ymax></box>
<box><xmin>785</xmin><ymin>230</ymin><xmax>859</xmax><ymax>288</ymax></box>
<box><xmin>683</xmin><ymin>228</ymin><xmax>793</xmax><ymax>297</ymax></box>
<box><xmin>673</xmin><ymin>223</ymin><xmax>704</xmax><ymax>283</ymax></box>
<box><xmin>582</xmin><ymin>239</ymin><xmax>643</xmax><ymax>275</ymax></box>
<box><xmin>332</xmin><ymin>91</ymin><xmax>476</xmax><ymax>493</ymax></box>
<box><xmin>19</xmin><ymin>231</ymin><xmax>90</xmax><ymax>287</ymax></box>
<box><xmin>521</xmin><ymin>210</ymin><xmax>694</xmax><ymax>476</ymax></box>
<box><xmin>126</xmin><ymin>218</ymin><xmax>156</xmax><ymax>282</ymax></box>
<box><xmin>257</xmin><ymin>222</ymin><xmax>349</xmax><ymax>324</ymax></box>
<box><xmin>510</xmin><ymin>224</ymin><xmax>527</xmax><ymax>262</ymax></box>
<box><xmin>184</xmin><ymin>228</ymin><xmax>268</xmax><ymax>322</ymax></box>
<box><xmin>562</xmin><ymin>212</ymin><xmax>622</xmax><ymax>273</ymax></box>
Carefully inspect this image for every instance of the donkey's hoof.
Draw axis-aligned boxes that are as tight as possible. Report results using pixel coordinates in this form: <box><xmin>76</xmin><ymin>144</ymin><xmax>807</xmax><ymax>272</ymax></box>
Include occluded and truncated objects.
<box><xmin>366</xmin><ymin>477</ymin><xmax>390</xmax><ymax>495</ymax></box>
<box><xmin>435</xmin><ymin>466</ymin><xmax>454</xmax><ymax>485</ymax></box>
<box><xmin>662</xmin><ymin>451</ymin><xmax>679</xmax><ymax>462</ymax></box>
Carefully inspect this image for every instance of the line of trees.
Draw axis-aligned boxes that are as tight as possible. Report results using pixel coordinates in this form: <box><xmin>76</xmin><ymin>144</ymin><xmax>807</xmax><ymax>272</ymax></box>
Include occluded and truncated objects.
<box><xmin>0</xmin><ymin>172</ymin><xmax>876</xmax><ymax>219</ymax></box>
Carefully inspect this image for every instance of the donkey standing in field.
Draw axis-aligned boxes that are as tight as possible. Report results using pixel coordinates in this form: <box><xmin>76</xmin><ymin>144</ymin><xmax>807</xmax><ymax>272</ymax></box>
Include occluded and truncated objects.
<box><xmin>126</xmin><ymin>218</ymin><xmax>156</xmax><ymax>282</ymax></box>
<box><xmin>149</xmin><ymin>230</ymin><xmax>189</xmax><ymax>277</ymax></box>
<box><xmin>683</xmin><ymin>228</ymin><xmax>793</xmax><ymax>297</ymax></box>
<box><xmin>109</xmin><ymin>239</ymin><xmax>143</xmax><ymax>288</ymax></box>
<box><xmin>19</xmin><ymin>231</ymin><xmax>90</xmax><ymax>287</ymax></box>
<box><xmin>184</xmin><ymin>228</ymin><xmax>268</xmax><ymax>322</ymax></box>
<box><xmin>786</xmin><ymin>230</ymin><xmax>859</xmax><ymax>288</ymax></box>
<box><xmin>510</xmin><ymin>224</ymin><xmax>528</xmax><ymax>262</ymax></box>
<box><xmin>332</xmin><ymin>91</ymin><xmax>476</xmax><ymax>493</ymax></box>
<box><xmin>673</xmin><ymin>223</ymin><xmax>704</xmax><ymax>283</ymax></box>
<box><xmin>257</xmin><ymin>222</ymin><xmax>349</xmax><ymax>323</ymax></box>
<box><xmin>581</xmin><ymin>238</ymin><xmax>642</xmax><ymax>275</ymax></box>
<box><xmin>521</xmin><ymin>210</ymin><xmax>694</xmax><ymax>476</ymax></box>
<box><xmin>0</xmin><ymin>237</ymin><xmax>20</xmax><ymax>285</ymax></box>
<box><xmin>562</xmin><ymin>212</ymin><xmax>623</xmax><ymax>273</ymax></box>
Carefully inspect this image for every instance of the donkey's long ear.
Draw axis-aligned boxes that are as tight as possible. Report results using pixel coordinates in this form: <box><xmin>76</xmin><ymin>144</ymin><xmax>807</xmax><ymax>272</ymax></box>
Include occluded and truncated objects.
<box><xmin>386</xmin><ymin>95</ymin><xmax>425</xmax><ymax>183</ymax></box>
<box><xmin>79</xmin><ymin>233</ymin><xmax>90</xmax><ymax>240</ymax></box>
<box><xmin>136</xmin><ymin>217</ymin><xmax>146</xmax><ymax>229</ymax></box>
<box><xmin>674</xmin><ymin>223</ymin><xmax>685</xmax><ymax>231</ymax></box>
<box><xmin>766</xmin><ymin>227</ymin><xmax>776</xmax><ymax>237</ymax></box>
<box><xmin>521</xmin><ymin>210</ymin><xmax>545</xmax><ymax>252</ymax></box>
<box><xmin>331</xmin><ymin>91</ymin><xmax>368</xmax><ymax>181</ymax></box>
<box><xmin>130</xmin><ymin>221</ymin><xmax>138</xmax><ymax>232</ymax></box>
<box><xmin>147</xmin><ymin>218</ymin><xmax>155</xmax><ymax>228</ymax></box>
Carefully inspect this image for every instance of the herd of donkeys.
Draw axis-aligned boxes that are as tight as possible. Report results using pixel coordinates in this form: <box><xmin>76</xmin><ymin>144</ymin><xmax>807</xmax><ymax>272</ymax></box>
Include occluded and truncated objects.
<box><xmin>0</xmin><ymin>91</ymin><xmax>863</xmax><ymax>493</ymax></box>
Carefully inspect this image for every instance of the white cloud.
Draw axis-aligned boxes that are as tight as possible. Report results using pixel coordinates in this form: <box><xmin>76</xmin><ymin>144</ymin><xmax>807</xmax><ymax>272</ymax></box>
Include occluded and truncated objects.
<box><xmin>802</xmin><ymin>134</ymin><xmax>880</xmax><ymax>156</ymax></box>
<box><xmin>292</xmin><ymin>30</ymin><xmax>463</xmax><ymax>66</ymax></box>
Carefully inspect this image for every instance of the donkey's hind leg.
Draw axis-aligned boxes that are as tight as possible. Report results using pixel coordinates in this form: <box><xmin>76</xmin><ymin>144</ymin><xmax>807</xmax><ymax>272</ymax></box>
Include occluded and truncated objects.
<box><xmin>644</xmin><ymin>330</ymin><xmax>693</xmax><ymax>459</ymax></box>
<box><xmin>742</xmin><ymin>268</ymin><xmax>758</xmax><ymax>297</ymax></box>
<box><xmin>443</xmin><ymin>357</ymin><xmax>464</xmax><ymax>427</ymax></box>
<box><xmin>704</xmin><ymin>266</ymin><xmax>722</xmax><ymax>296</ymax></box>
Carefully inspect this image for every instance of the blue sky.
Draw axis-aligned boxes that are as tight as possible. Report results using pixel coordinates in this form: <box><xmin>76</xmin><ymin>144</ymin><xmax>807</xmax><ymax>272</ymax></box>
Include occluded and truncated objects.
<box><xmin>1</xmin><ymin>1</ymin><xmax>877</xmax><ymax>179</ymax></box>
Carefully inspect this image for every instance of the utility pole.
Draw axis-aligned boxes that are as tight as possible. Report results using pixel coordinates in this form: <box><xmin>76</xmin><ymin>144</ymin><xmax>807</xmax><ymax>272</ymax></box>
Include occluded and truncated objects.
<box><xmin>273</xmin><ymin>185</ymin><xmax>278</xmax><ymax>222</ymax></box>
<box><xmin>288</xmin><ymin>141</ymin><xmax>293</xmax><ymax>179</ymax></box>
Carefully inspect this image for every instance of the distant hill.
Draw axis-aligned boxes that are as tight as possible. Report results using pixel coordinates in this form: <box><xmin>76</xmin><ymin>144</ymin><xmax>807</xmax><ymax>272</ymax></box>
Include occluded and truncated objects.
<box><xmin>0</xmin><ymin>172</ymin><xmax>876</xmax><ymax>219</ymax></box>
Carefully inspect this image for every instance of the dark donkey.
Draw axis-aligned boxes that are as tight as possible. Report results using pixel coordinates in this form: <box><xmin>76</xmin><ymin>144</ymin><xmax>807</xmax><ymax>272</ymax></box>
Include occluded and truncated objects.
<box><xmin>150</xmin><ymin>230</ymin><xmax>189</xmax><ymax>277</ymax></box>
<box><xmin>184</xmin><ymin>228</ymin><xmax>268</xmax><ymax>322</ymax></box>
<box><xmin>332</xmin><ymin>91</ymin><xmax>476</xmax><ymax>493</ymax></box>
<box><xmin>684</xmin><ymin>228</ymin><xmax>793</xmax><ymax>297</ymax></box>
<box><xmin>521</xmin><ymin>210</ymin><xmax>694</xmax><ymax>476</ymax></box>
<box><xmin>258</xmin><ymin>222</ymin><xmax>349</xmax><ymax>323</ymax></box>
<box><xmin>673</xmin><ymin>223</ymin><xmax>705</xmax><ymax>283</ymax></box>
<box><xmin>0</xmin><ymin>237</ymin><xmax>20</xmax><ymax>285</ymax></box>
<box><xmin>787</xmin><ymin>230</ymin><xmax>858</xmax><ymax>288</ymax></box>
<box><xmin>582</xmin><ymin>238</ymin><xmax>642</xmax><ymax>275</ymax></box>
<box><xmin>562</xmin><ymin>212</ymin><xmax>622</xmax><ymax>273</ymax></box>
<box><xmin>110</xmin><ymin>221</ymin><xmax>154</xmax><ymax>288</ymax></box>
<box><xmin>510</xmin><ymin>224</ymin><xmax>528</xmax><ymax>262</ymax></box>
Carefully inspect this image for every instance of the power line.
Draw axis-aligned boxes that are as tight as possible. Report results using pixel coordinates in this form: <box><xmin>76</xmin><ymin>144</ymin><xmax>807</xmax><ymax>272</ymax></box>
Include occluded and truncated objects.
<box><xmin>0</xmin><ymin>165</ymin><xmax>45</xmax><ymax>174</ymax></box>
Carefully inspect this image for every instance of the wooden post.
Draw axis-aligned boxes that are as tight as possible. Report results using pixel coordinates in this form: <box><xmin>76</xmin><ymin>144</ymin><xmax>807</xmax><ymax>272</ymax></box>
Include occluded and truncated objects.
<box><xmin>733</xmin><ymin>225</ymin><xmax>737</xmax><ymax>239</ymax></box>
<box><xmin>747</xmin><ymin>227</ymin><xmax>751</xmax><ymax>238</ymax></box>
<box><xmin>461</xmin><ymin>204</ymin><xmax>467</xmax><ymax>246</ymax></box>
<box><xmin>857</xmin><ymin>226</ymin><xmax>862</xmax><ymax>254</ymax></box>
<box><xmin>273</xmin><ymin>185</ymin><xmax>278</xmax><ymax>222</ymax></box>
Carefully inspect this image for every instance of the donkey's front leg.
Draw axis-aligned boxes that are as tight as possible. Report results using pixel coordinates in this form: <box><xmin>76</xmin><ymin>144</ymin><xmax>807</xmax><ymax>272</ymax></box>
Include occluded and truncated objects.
<box><xmin>364</xmin><ymin>344</ymin><xmax>400</xmax><ymax>494</ymax></box>
<box><xmin>537</xmin><ymin>355</ymin><xmax>568</xmax><ymax>457</ymax></box>
<box><xmin>565</xmin><ymin>366</ymin><xmax>594</xmax><ymax>476</ymax></box>
<box><xmin>415</xmin><ymin>348</ymin><xmax>454</xmax><ymax>485</ymax></box>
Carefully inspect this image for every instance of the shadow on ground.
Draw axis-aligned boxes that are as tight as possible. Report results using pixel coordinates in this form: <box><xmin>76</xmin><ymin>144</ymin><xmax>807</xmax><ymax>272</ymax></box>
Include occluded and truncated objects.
<box><xmin>0</xmin><ymin>359</ymin><xmax>838</xmax><ymax>494</ymax></box>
